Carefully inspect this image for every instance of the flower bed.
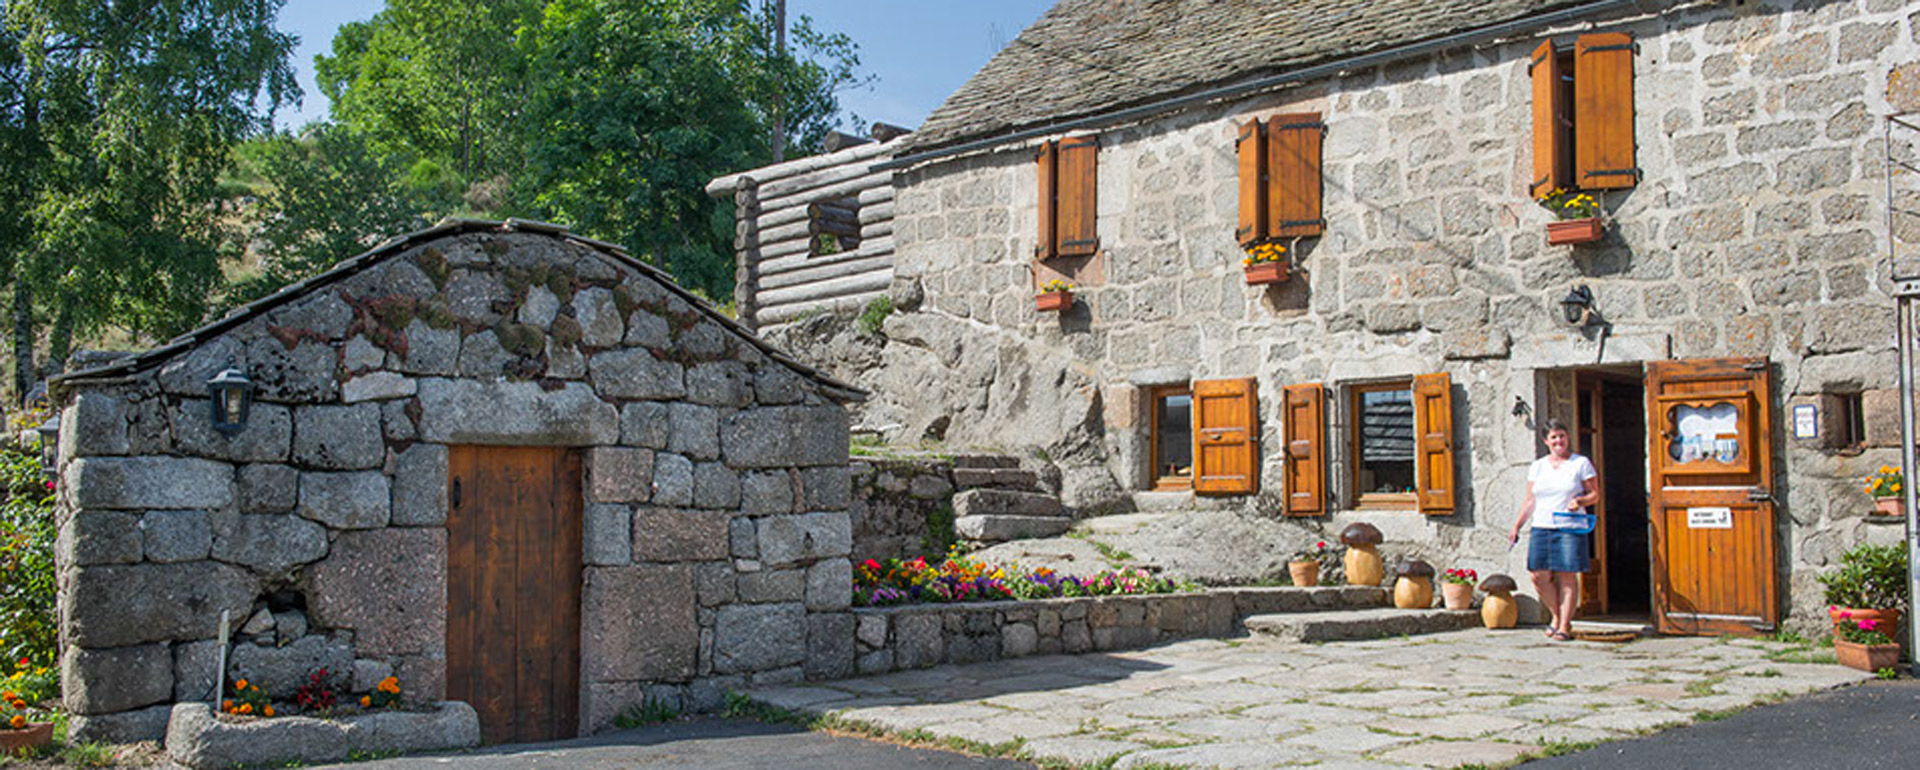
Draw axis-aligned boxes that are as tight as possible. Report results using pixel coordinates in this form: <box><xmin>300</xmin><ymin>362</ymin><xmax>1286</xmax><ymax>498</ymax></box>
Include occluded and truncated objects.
<box><xmin>166</xmin><ymin>701</ymin><xmax>479</xmax><ymax>769</ymax></box>
<box><xmin>853</xmin><ymin>552</ymin><xmax>1185</xmax><ymax>606</ymax></box>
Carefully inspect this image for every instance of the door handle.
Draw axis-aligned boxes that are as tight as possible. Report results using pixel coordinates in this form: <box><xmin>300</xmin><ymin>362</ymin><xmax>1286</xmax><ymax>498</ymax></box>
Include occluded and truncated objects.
<box><xmin>1746</xmin><ymin>487</ymin><xmax>1772</xmax><ymax>503</ymax></box>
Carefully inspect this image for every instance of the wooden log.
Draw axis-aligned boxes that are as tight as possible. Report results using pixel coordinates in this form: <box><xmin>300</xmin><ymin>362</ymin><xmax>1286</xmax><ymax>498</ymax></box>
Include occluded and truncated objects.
<box><xmin>754</xmin><ymin>238</ymin><xmax>892</xmax><ymax>277</ymax></box>
<box><xmin>754</xmin><ymin>270</ymin><xmax>892</xmax><ymax>307</ymax></box>
<box><xmin>705</xmin><ymin>138</ymin><xmax>899</xmax><ymax>197</ymax></box>
<box><xmin>759</xmin><ymin>170</ymin><xmax>892</xmax><ymax>212</ymax></box>
<box><xmin>756</xmin><ymin>288</ymin><xmax>890</xmax><ymax>326</ymax></box>
<box><xmin>857</xmin><ymin>201</ymin><xmax>895</xmax><ymax>225</ymax></box>
<box><xmin>861</xmin><ymin>219</ymin><xmax>893</xmax><ymax>239</ymax></box>
<box><xmin>807</xmin><ymin>201</ymin><xmax>859</xmax><ymax>221</ymax></box>
<box><xmin>808</xmin><ymin>216</ymin><xmax>860</xmax><ymax>238</ymax></box>
<box><xmin>857</xmin><ymin>186</ymin><xmax>895</xmax><ymax>206</ymax></box>
<box><xmin>756</xmin><ymin>163</ymin><xmax>881</xmax><ymax>202</ymax></box>
<box><xmin>754</xmin><ymin>235</ymin><xmax>811</xmax><ymax>262</ymax></box>
<box><xmin>758</xmin><ymin>253</ymin><xmax>893</xmax><ymax>291</ymax></box>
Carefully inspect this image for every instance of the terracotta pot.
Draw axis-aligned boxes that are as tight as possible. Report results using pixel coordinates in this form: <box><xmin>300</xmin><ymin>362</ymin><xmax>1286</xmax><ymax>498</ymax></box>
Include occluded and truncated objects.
<box><xmin>1244</xmin><ymin>262</ymin><xmax>1288</xmax><ymax>286</ymax></box>
<box><xmin>1344</xmin><ymin>546</ymin><xmax>1385</xmax><ymax>587</ymax></box>
<box><xmin>1830</xmin><ymin>607</ymin><xmax>1903</xmax><ymax>641</ymax></box>
<box><xmin>1393</xmin><ymin>576</ymin><xmax>1433</xmax><ymax>609</ymax></box>
<box><xmin>1546</xmin><ymin>217</ymin><xmax>1604</xmax><ymax>246</ymax></box>
<box><xmin>1874</xmin><ymin>497</ymin><xmax>1904</xmax><ymax>517</ymax></box>
<box><xmin>1482</xmin><ymin>593</ymin><xmax>1519</xmax><ymax>628</ymax></box>
<box><xmin>1835</xmin><ymin>640</ymin><xmax>1903</xmax><ymax>673</ymax></box>
<box><xmin>1035</xmin><ymin>291</ymin><xmax>1072</xmax><ymax>312</ymax></box>
<box><xmin>0</xmin><ymin>722</ymin><xmax>53</xmax><ymax>756</ymax></box>
<box><xmin>1288</xmin><ymin>560</ymin><xmax>1320</xmax><ymax>587</ymax></box>
<box><xmin>1441</xmin><ymin>582</ymin><xmax>1474</xmax><ymax>610</ymax></box>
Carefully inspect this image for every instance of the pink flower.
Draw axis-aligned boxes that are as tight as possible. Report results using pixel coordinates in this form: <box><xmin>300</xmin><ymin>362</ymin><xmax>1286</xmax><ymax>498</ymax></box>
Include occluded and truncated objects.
<box><xmin>1859</xmin><ymin>619</ymin><xmax>1878</xmax><ymax>631</ymax></box>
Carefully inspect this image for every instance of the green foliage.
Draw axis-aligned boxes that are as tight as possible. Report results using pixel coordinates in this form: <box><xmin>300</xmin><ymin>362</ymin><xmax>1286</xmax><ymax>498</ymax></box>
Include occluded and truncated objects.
<box><xmin>1819</xmin><ymin>543</ymin><xmax>1910</xmax><ymax>611</ymax></box>
<box><xmin>919</xmin><ymin>501</ymin><xmax>956</xmax><ymax>558</ymax></box>
<box><xmin>613</xmin><ymin>698</ymin><xmax>681</xmax><ymax>728</ymax></box>
<box><xmin>1878</xmin><ymin>666</ymin><xmax>1901</xmax><ymax>680</ymax></box>
<box><xmin>856</xmin><ymin>295</ymin><xmax>893</xmax><ymax>337</ymax></box>
<box><xmin>0</xmin><ymin>445</ymin><xmax>55</xmax><ymax>674</ymax></box>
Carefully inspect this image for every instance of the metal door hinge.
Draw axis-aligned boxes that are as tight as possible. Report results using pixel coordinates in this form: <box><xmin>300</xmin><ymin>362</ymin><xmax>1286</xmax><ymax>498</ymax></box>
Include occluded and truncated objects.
<box><xmin>1747</xmin><ymin>487</ymin><xmax>1772</xmax><ymax>503</ymax></box>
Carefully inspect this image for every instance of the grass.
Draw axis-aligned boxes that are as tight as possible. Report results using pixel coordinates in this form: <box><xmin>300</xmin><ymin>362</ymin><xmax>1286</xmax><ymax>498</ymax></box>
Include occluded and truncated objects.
<box><xmin>1684</xmin><ymin>675</ymin><xmax>1724</xmax><ymax>697</ymax></box>
<box><xmin>614</xmin><ymin>697</ymin><xmax>682</xmax><ymax>728</ymax></box>
<box><xmin>857</xmin><ymin>295</ymin><xmax>893</xmax><ymax>337</ymax></box>
<box><xmin>1066</xmin><ymin>531</ymin><xmax>1135</xmax><ymax>565</ymax></box>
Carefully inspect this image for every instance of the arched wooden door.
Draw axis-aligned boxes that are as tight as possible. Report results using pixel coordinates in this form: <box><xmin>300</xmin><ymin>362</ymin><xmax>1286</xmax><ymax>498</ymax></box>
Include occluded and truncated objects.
<box><xmin>1647</xmin><ymin>358</ymin><xmax>1777</xmax><ymax>635</ymax></box>
<box><xmin>446</xmin><ymin>446</ymin><xmax>583</xmax><ymax>743</ymax></box>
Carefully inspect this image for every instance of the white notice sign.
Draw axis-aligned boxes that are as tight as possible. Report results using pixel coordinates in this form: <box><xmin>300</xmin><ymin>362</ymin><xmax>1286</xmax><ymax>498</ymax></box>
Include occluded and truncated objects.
<box><xmin>1792</xmin><ymin>403</ymin><xmax>1817</xmax><ymax>439</ymax></box>
<box><xmin>1688</xmin><ymin>507</ymin><xmax>1733</xmax><ymax>529</ymax></box>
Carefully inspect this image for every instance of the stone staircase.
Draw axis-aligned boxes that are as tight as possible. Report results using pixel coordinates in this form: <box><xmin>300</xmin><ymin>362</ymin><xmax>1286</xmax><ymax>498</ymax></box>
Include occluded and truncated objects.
<box><xmin>1243</xmin><ymin>607</ymin><xmax>1481</xmax><ymax>642</ymax></box>
<box><xmin>949</xmin><ymin>454</ymin><xmax>1071</xmax><ymax>545</ymax></box>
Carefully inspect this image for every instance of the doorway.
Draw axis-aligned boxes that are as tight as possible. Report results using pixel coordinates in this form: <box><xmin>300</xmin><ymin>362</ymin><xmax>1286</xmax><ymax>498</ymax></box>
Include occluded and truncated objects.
<box><xmin>1565</xmin><ymin>369</ymin><xmax>1650</xmax><ymax>620</ymax></box>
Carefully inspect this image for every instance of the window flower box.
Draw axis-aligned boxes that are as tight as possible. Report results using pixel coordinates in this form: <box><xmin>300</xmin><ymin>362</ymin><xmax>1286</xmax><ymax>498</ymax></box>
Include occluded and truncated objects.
<box><xmin>1835</xmin><ymin>639</ymin><xmax>1901</xmax><ymax>673</ymax></box>
<box><xmin>1036</xmin><ymin>280</ymin><xmax>1074</xmax><ymax>312</ymax></box>
<box><xmin>1546</xmin><ymin>217</ymin><xmax>1605</xmax><ymax>246</ymax></box>
<box><xmin>1244</xmin><ymin>262</ymin><xmax>1288</xmax><ymax>285</ymax></box>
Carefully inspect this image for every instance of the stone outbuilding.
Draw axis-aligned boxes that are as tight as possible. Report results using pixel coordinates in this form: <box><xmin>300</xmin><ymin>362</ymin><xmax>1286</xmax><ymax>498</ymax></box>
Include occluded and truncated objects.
<box><xmin>49</xmin><ymin>219</ymin><xmax>863</xmax><ymax>744</ymax></box>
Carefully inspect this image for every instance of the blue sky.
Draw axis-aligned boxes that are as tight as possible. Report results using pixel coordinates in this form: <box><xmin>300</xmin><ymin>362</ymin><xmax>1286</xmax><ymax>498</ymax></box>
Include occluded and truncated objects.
<box><xmin>273</xmin><ymin>0</ymin><xmax>1055</xmax><ymax>133</ymax></box>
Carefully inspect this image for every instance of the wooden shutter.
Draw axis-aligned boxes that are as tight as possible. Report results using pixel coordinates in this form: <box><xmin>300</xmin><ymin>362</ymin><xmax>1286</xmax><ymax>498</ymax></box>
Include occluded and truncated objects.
<box><xmin>1236</xmin><ymin>119</ymin><xmax>1266</xmax><ymax>246</ymax></box>
<box><xmin>1035</xmin><ymin>140</ymin><xmax>1058</xmax><ymax>259</ymax></box>
<box><xmin>1282</xmin><ymin>383</ymin><xmax>1325</xmax><ymax>516</ymax></box>
<box><xmin>1529</xmin><ymin>40</ymin><xmax>1568</xmax><ymax>199</ymax></box>
<box><xmin>1412</xmin><ymin>372</ymin><xmax>1455</xmax><ymax>515</ymax></box>
<box><xmin>1575</xmin><ymin>32</ymin><xmax>1637</xmax><ymax>190</ymax></box>
<box><xmin>1192</xmin><ymin>377</ymin><xmax>1258</xmax><ymax>495</ymax></box>
<box><xmin>1056</xmin><ymin>135</ymin><xmax>1100</xmax><ymax>257</ymax></box>
<box><xmin>1265</xmin><ymin>113</ymin><xmax>1324</xmax><ymax>238</ymax></box>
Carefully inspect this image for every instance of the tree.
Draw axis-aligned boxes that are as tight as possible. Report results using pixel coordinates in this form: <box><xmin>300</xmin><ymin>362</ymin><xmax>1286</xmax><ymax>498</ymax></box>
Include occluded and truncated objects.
<box><xmin>0</xmin><ymin>0</ymin><xmax>297</xmax><ymax>400</ymax></box>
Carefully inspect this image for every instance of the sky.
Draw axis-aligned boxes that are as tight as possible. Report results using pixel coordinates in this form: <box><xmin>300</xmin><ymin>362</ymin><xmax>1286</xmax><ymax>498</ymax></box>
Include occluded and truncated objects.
<box><xmin>272</xmin><ymin>0</ymin><xmax>1056</xmax><ymax>134</ymax></box>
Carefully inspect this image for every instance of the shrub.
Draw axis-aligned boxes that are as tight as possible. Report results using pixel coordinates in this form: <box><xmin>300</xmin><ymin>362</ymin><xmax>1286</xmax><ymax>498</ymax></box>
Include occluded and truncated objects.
<box><xmin>0</xmin><ymin>443</ymin><xmax>56</xmax><ymax>675</ymax></box>
<box><xmin>856</xmin><ymin>295</ymin><xmax>893</xmax><ymax>337</ymax></box>
<box><xmin>1820</xmin><ymin>543</ymin><xmax>1909</xmax><ymax>611</ymax></box>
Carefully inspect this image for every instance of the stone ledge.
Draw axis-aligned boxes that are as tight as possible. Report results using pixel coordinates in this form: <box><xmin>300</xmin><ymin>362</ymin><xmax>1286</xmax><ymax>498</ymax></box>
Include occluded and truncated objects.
<box><xmin>165</xmin><ymin>701</ymin><xmax>479</xmax><ymax>769</ymax></box>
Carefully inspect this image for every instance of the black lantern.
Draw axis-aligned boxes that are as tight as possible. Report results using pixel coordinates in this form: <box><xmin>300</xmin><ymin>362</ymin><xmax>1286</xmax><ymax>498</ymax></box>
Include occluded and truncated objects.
<box><xmin>208</xmin><ymin>363</ymin><xmax>253</xmax><ymax>435</ymax></box>
<box><xmin>36</xmin><ymin>414</ymin><xmax>58</xmax><ymax>481</ymax></box>
<box><xmin>1561</xmin><ymin>284</ymin><xmax>1595</xmax><ymax>327</ymax></box>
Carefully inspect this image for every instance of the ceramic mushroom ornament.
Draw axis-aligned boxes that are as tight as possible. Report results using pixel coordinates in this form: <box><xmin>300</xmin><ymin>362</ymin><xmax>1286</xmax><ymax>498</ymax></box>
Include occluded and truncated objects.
<box><xmin>1393</xmin><ymin>559</ymin><xmax>1436</xmax><ymax>609</ymax></box>
<box><xmin>1340</xmin><ymin>522</ymin><xmax>1385</xmax><ymax>586</ymax></box>
<box><xmin>1479</xmin><ymin>574</ymin><xmax>1519</xmax><ymax>628</ymax></box>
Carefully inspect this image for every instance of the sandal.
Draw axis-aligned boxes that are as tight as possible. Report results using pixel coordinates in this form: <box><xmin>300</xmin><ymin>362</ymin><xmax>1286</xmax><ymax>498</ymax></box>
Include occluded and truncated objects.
<box><xmin>1550</xmin><ymin>631</ymin><xmax>1574</xmax><ymax>642</ymax></box>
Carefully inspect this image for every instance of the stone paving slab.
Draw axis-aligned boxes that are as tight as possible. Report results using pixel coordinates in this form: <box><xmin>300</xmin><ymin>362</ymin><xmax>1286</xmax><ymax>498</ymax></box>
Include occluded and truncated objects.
<box><xmin>752</xmin><ymin>628</ymin><xmax>1873</xmax><ymax>768</ymax></box>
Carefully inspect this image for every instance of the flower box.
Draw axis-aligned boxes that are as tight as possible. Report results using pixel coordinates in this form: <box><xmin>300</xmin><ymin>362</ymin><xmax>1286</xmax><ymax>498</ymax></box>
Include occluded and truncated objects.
<box><xmin>1244</xmin><ymin>262</ymin><xmax>1288</xmax><ymax>285</ymax></box>
<box><xmin>1830</xmin><ymin>606</ymin><xmax>1902</xmax><ymax>641</ymax></box>
<box><xmin>1835</xmin><ymin>639</ymin><xmax>1902</xmax><ymax>673</ymax></box>
<box><xmin>1546</xmin><ymin>217</ymin><xmax>1604</xmax><ymax>246</ymax></box>
<box><xmin>1874</xmin><ymin>496</ymin><xmax>1904</xmax><ymax>517</ymax></box>
<box><xmin>1035</xmin><ymin>290</ymin><xmax>1072</xmax><ymax>312</ymax></box>
<box><xmin>166</xmin><ymin>701</ymin><xmax>479</xmax><ymax>770</ymax></box>
<box><xmin>0</xmin><ymin>721</ymin><xmax>52</xmax><ymax>756</ymax></box>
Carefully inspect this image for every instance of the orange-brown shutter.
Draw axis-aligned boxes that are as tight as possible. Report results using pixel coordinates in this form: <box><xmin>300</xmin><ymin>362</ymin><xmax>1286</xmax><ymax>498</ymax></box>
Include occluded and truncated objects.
<box><xmin>1035</xmin><ymin>140</ymin><xmax>1058</xmax><ymax>259</ymax></box>
<box><xmin>1529</xmin><ymin>40</ymin><xmax>1567</xmax><ymax>199</ymax></box>
<box><xmin>1282</xmin><ymin>383</ymin><xmax>1325</xmax><ymax>516</ymax></box>
<box><xmin>1236</xmin><ymin>119</ymin><xmax>1266</xmax><ymax>246</ymax></box>
<box><xmin>1265</xmin><ymin>113</ymin><xmax>1324</xmax><ymax>238</ymax></box>
<box><xmin>1056</xmin><ymin>135</ymin><xmax>1100</xmax><ymax>257</ymax></box>
<box><xmin>1575</xmin><ymin>32</ymin><xmax>1637</xmax><ymax>190</ymax></box>
<box><xmin>1192</xmin><ymin>377</ymin><xmax>1258</xmax><ymax>495</ymax></box>
<box><xmin>1413</xmin><ymin>371</ymin><xmax>1455</xmax><ymax>515</ymax></box>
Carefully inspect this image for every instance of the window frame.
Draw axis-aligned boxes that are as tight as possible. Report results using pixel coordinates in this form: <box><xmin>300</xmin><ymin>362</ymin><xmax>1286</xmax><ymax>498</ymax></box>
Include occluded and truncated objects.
<box><xmin>1149</xmin><ymin>384</ymin><xmax>1194</xmax><ymax>491</ymax></box>
<box><xmin>1345</xmin><ymin>379</ymin><xmax>1418</xmax><ymax>509</ymax></box>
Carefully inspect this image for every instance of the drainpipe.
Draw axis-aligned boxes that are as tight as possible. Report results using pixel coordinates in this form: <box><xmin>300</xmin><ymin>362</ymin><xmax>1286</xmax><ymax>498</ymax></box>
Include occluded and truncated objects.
<box><xmin>1890</xmin><ymin>114</ymin><xmax>1920</xmax><ymax>677</ymax></box>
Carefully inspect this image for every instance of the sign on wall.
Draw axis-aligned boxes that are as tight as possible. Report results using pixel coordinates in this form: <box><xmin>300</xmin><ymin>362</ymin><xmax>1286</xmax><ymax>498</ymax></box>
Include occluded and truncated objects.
<box><xmin>1686</xmin><ymin>507</ymin><xmax>1733</xmax><ymax>529</ymax></box>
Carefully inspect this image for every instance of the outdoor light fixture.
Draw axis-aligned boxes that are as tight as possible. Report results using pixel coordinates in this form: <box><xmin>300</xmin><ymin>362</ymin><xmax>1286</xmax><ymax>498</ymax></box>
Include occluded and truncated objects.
<box><xmin>1561</xmin><ymin>284</ymin><xmax>1596</xmax><ymax>327</ymax></box>
<box><xmin>207</xmin><ymin>362</ymin><xmax>254</xmax><ymax>435</ymax></box>
<box><xmin>36</xmin><ymin>414</ymin><xmax>58</xmax><ymax>481</ymax></box>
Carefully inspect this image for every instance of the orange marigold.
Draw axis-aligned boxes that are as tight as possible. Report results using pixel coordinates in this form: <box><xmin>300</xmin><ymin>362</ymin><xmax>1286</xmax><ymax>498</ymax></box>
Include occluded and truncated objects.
<box><xmin>7</xmin><ymin>699</ymin><xmax>22</xmax><ymax>710</ymax></box>
<box><xmin>238</xmin><ymin>704</ymin><xmax>253</xmax><ymax>715</ymax></box>
<box><xmin>377</xmin><ymin>677</ymin><xmax>401</xmax><ymax>694</ymax></box>
<box><xmin>263</xmin><ymin>706</ymin><xmax>275</xmax><ymax>718</ymax></box>
<box><xmin>360</xmin><ymin>696</ymin><xmax>372</xmax><ymax>708</ymax></box>
<box><xmin>8</xmin><ymin>714</ymin><xmax>24</xmax><ymax>729</ymax></box>
<box><xmin>223</xmin><ymin>700</ymin><xmax>234</xmax><ymax>711</ymax></box>
<box><xmin>234</xmin><ymin>679</ymin><xmax>249</xmax><ymax>691</ymax></box>
<box><xmin>0</xmin><ymin>690</ymin><xmax>15</xmax><ymax>701</ymax></box>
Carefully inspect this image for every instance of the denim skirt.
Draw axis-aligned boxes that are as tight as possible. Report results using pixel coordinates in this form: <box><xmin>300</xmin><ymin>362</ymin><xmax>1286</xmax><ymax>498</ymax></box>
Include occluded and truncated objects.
<box><xmin>1528</xmin><ymin>527</ymin><xmax>1591</xmax><ymax>573</ymax></box>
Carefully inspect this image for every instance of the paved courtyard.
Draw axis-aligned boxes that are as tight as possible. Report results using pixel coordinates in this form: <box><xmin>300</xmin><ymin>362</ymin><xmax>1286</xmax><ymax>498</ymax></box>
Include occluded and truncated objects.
<box><xmin>748</xmin><ymin>629</ymin><xmax>1871</xmax><ymax>769</ymax></box>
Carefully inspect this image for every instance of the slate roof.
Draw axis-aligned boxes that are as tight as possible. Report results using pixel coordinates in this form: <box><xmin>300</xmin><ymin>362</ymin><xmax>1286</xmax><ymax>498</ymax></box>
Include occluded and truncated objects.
<box><xmin>51</xmin><ymin>219</ymin><xmax>866</xmax><ymax>403</ymax></box>
<box><xmin>906</xmin><ymin>0</ymin><xmax>1581</xmax><ymax>153</ymax></box>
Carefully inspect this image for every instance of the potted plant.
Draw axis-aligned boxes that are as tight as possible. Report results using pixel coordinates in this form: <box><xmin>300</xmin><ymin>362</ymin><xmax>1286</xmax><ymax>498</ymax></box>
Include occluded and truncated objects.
<box><xmin>1479</xmin><ymin>574</ymin><xmax>1519</xmax><ymax>628</ymax></box>
<box><xmin>1289</xmin><ymin>540</ymin><xmax>1331</xmax><ymax>587</ymax></box>
<box><xmin>1340</xmin><ymin>522</ymin><xmax>1385</xmax><ymax>587</ymax></box>
<box><xmin>1834</xmin><ymin>613</ymin><xmax>1902</xmax><ymax>673</ymax></box>
<box><xmin>0</xmin><ymin>689</ymin><xmax>51</xmax><ymax>756</ymax></box>
<box><xmin>1393</xmin><ymin>559</ymin><xmax>1435</xmax><ymax>609</ymax></box>
<box><xmin>1865</xmin><ymin>465</ymin><xmax>1904</xmax><ymax>517</ymax></box>
<box><xmin>1820</xmin><ymin>543</ymin><xmax>1909</xmax><ymax>642</ymax></box>
<box><xmin>1439</xmin><ymin>567</ymin><xmax>1477</xmax><ymax>610</ymax></box>
<box><xmin>1242</xmin><ymin>241</ymin><xmax>1288</xmax><ymax>285</ymax></box>
<box><xmin>1035</xmin><ymin>280</ymin><xmax>1073</xmax><ymax>312</ymax></box>
<box><xmin>1542</xmin><ymin>189</ymin><xmax>1604</xmax><ymax>246</ymax></box>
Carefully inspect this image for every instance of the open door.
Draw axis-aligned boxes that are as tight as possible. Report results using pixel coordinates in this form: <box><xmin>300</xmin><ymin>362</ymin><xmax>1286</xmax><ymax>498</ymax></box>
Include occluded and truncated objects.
<box><xmin>1575</xmin><ymin>375</ymin><xmax>1608</xmax><ymax>616</ymax></box>
<box><xmin>1647</xmin><ymin>358</ymin><xmax>1777</xmax><ymax>635</ymax></box>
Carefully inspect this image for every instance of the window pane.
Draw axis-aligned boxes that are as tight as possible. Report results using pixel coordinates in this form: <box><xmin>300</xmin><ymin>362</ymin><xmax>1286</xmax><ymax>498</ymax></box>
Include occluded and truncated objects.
<box><xmin>1357</xmin><ymin>388</ymin><xmax>1415</xmax><ymax>494</ymax></box>
<box><xmin>1668</xmin><ymin>401</ymin><xmax>1740</xmax><ymax>464</ymax></box>
<box><xmin>1157</xmin><ymin>394</ymin><xmax>1192</xmax><ymax>479</ymax></box>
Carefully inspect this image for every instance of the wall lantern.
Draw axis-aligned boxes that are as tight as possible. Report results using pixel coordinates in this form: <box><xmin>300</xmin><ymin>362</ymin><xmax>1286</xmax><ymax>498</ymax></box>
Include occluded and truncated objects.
<box><xmin>1561</xmin><ymin>284</ymin><xmax>1596</xmax><ymax>327</ymax></box>
<box><xmin>207</xmin><ymin>363</ymin><xmax>254</xmax><ymax>435</ymax></box>
<box><xmin>36</xmin><ymin>415</ymin><xmax>58</xmax><ymax>481</ymax></box>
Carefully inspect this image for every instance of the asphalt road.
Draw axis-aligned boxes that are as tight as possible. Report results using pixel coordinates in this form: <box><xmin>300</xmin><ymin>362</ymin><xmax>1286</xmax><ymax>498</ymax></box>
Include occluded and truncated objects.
<box><xmin>1520</xmin><ymin>678</ymin><xmax>1920</xmax><ymax>769</ymax></box>
<box><xmin>319</xmin><ymin>717</ymin><xmax>1035</xmax><ymax>770</ymax></box>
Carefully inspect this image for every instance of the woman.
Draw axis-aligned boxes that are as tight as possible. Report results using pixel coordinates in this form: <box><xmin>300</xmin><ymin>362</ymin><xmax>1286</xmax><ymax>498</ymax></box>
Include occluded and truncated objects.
<box><xmin>1507</xmin><ymin>418</ymin><xmax>1599</xmax><ymax>642</ymax></box>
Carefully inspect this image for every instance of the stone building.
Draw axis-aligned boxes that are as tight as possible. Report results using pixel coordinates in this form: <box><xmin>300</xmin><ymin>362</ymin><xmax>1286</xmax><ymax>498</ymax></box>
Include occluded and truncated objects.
<box><xmin>716</xmin><ymin>0</ymin><xmax>1920</xmax><ymax>636</ymax></box>
<box><xmin>49</xmin><ymin>220</ymin><xmax>861</xmax><ymax>744</ymax></box>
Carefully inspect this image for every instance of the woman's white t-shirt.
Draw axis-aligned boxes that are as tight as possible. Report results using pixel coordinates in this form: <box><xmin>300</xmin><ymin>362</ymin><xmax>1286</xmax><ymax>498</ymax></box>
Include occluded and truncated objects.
<box><xmin>1528</xmin><ymin>454</ymin><xmax>1597</xmax><ymax>530</ymax></box>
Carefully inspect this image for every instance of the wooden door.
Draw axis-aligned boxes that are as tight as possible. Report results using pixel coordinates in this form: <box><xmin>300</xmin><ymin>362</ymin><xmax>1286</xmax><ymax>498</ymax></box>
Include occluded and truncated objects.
<box><xmin>447</xmin><ymin>446</ymin><xmax>584</xmax><ymax>744</ymax></box>
<box><xmin>1646</xmin><ymin>358</ymin><xmax>1777</xmax><ymax>635</ymax></box>
<box><xmin>1575</xmin><ymin>375</ymin><xmax>1609</xmax><ymax>615</ymax></box>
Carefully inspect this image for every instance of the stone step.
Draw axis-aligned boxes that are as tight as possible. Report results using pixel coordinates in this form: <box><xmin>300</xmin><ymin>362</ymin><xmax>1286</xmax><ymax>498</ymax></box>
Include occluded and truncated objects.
<box><xmin>953</xmin><ymin>488</ymin><xmax>1063</xmax><ymax>518</ymax></box>
<box><xmin>955</xmin><ymin>514</ymin><xmax>1073</xmax><ymax>542</ymax></box>
<box><xmin>951</xmin><ymin>467</ymin><xmax>1042</xmax><ymax>490</ymax></box>
<box><xmin>950</xmin><ymin>454</ymin><xmax>1021</xmax><ymax>469</ymax></box>
<box><xmin>1130</xmin><ymin>491</ymin><xmax>1191</xmax><ymax>512</ymax></box>
<box><xmin>1242</xmin><ymin>607</ymin><xmax>1480</xmax><ymax>643</ymax></box>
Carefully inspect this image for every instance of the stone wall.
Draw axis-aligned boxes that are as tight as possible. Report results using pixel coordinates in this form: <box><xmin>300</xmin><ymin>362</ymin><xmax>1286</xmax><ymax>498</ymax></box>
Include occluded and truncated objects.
<box><xmin>824</xmin><ymin>0</ymin><xmax>1920</xmax><ymax>632</ymax></box>
<box><xmin>52</xmin><ymin>225</ymin><xmax>858</xmax><ymax>742</ymax></box>
<box><xmin>851</xmin><ymin>587</ymin><xmax>1384</xmax><ymax>675</ymax></box>
<box><xmin>850</xmin><ymin>456</ymin><xmax>958</xmax><ymax>563</ymax></box>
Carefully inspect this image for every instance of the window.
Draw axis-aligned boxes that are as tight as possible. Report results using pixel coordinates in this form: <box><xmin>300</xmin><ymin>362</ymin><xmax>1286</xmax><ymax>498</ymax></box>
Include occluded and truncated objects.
<box><xmin>1820</xmin><ymin>391</ymin><xmax>1865</xmax><ymax>453</ymax></box>
<box><xmin>1342</xmin><ymin>373</ymin><xmax>1455</xmax><ymax>513</ymax></box>
<box><xmin>808</xmin><ymin>196</ymin><xmax>861</xmax><ymax>256</ymax></box>
<box><xmin>1236</xmin><ymin>113</ymin><xmax>1325</xmax><ymax>247</ymax></box>
<box><xmin>1036</xmin><ymin>136</ymin><xmax>1098</xmax><ymax>259</ymax></box>
<box><xmin>1282</xmin><ymin>383</ymin><xmax>1326</xmax><ymax>516</ymax></box>
<box><xmin>1193</xmin><ymin>378</ymin><xmax>1259</xmax><ymax>495</ymax></box>
<box><xmin>1151</xmin><ymin>386</ymin><xmax>1193</xmax><ymax>489</ymax></box>
<box><xmin>1529</xmin><ymin>32</ymin><xmax>1637</xmax><ymax>199</ymax></box>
